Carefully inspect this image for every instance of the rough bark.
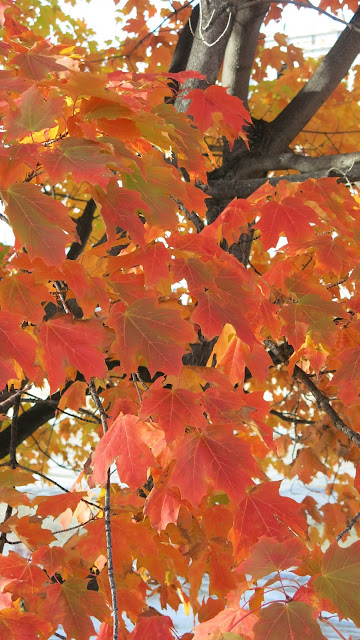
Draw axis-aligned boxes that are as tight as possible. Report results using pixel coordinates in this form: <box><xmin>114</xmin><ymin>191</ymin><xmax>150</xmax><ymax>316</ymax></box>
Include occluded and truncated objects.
<box><xmin>222</xmin><ymin>0</ymin><xmax>270</xmax><ymax>107</ymax></box>
<box><xmin>175</xmin><ymin>0</ymin><xmax>236</xmax><ymax>111</ymax></box>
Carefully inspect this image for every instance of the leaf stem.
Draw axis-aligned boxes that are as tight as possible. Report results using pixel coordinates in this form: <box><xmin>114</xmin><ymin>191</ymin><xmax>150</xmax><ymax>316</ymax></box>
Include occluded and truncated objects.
<box><xmin>89</xmin><ymin>379</ymin><xmax>119</xmax><ymax>640</ymax></box>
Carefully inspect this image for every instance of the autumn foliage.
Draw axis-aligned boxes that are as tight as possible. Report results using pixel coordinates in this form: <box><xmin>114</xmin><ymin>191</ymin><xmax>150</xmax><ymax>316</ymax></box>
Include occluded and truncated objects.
<box><xmin>1</xmin><ymin>0</ymin><xmax>360</xmax><ymax>639</ymax></box>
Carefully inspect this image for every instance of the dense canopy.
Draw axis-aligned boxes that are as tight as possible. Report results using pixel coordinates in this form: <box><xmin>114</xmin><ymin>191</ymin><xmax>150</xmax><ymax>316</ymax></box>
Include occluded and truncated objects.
<box><xmin>0</xmin><ymin>1</ymin><xmax>360</xmax><ymax>639</ymax></box>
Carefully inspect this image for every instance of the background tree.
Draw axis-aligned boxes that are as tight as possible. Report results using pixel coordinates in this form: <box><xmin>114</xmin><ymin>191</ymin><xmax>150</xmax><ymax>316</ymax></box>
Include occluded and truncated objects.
<box><xmin>1</xmin><ymin>1</ymin><xmax>360</xmax><ymax>639</ymax></box>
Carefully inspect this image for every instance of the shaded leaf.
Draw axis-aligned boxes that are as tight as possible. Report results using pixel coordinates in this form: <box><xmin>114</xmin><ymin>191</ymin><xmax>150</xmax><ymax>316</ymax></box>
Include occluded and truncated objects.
<box><xmin>170</xmin><ymin>424</ymin><xmax>256</xmax><ymax>507</ymax></box>
<box><xmin>193</xmin><ymin>607</ymin><xmax>257</xmax><ymax>639</ymax></box>
<box><xmin>42</xmin><ymin>137</ymin><xmax>114</xmax><ymax>189</ymax></box>
<box><xmin>39</xmin><ymin>315</ymin><xmax>109</xmax><ymax>391</ymax></box>
<box><xmin>253</xmin><ymin>601</ymin><xmax>326</xmax><ymax>640</ymax></box>
<box><xmin>313</xmin><ymin>540</ymin><xmax>360</xmax><ymax>627</ymax></box>
<box><xmin>108</xmin><ymin>298</ymin><xmax>195</xmax><ymax>376</ymax></box>
<box><xmin>139</xmin><ymin>387</ymin><xmax>206</xmax><ymax>443</ymax></box>
<box><xmin>2</xmin><ymin>182</ymin><xmax>76</xmax><ymax>266</ymax></box>
<box><xmin>91</xmin><ymin>414</ymin><xmax>156</xmax><ymax>488</ymax></box>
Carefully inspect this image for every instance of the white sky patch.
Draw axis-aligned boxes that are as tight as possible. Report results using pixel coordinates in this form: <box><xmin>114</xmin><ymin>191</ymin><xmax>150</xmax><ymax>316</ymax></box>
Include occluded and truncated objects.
<box><xmin>60</xmin><ymin>0</ymin><xmax>350</xmax><ymax>47</ymax></box>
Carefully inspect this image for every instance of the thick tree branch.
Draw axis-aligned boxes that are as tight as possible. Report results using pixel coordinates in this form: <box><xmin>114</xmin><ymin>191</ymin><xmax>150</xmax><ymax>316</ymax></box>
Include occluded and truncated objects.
<box><xmin>66</xmin><ymin>198</ymin><xmax>97</xmax><ymax>261</ymax></box>
<box><xmin>230</xmin><ymin>150</ymin><xmax>360</xmax><ymax>179</ymax></box>
<box><xmin>265</xmin><ymin>7</ymin><xmax>360</xmax><ymax>154</ymax></box>
<box><xmin>175</xmin><ymin>0</ymin><xmax>236</xmax><ymax>112</ymax></box>
<box><xmin>206</xmin><ymin>163</ymin><xmax>360</xmax><ymax>200</ymax></box>
<box><xmin>221</xmin><ymin>0</ymin><xmax>270</xmax><ymax>107</ymax></box>
<box><xmin>169</xmin><ymin>3</ymin><xmax>199</xmax><ymax>73</ymax></box>
<box><xmin>0</xmin><ymin>393</ymin><xmax>59</xmax><ymax>460</ymax></box>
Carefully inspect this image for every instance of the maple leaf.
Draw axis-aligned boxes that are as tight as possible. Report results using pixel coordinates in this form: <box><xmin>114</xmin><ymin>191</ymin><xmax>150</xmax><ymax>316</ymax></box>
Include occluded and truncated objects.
<box><xmin>193</xmin><ymin>607</ymin><xmax>257</xmax><ymax>639</ymax></box>
<box><xmin>12</xmin><ymin>40</ymin><xmax>77</xmax><ymax>80</ymax></box>
<box><xmin>0</xmin><ymin>552</ymin><xmax>46</xmax><ymax>591</ymax></box>
<box><xmin>253</xmin><ymin>601</ymin><xmax>326</xmax><ymax>640</ymax></box>
<box><xmin>40</xmin><ymin>579</ymin><xmax>108</xmax><ymax>640</ymax></box>
<box><xmin>289</xmin><ymin>448</ymin><xmax>327</xmax><ymax>484</ymax></box>
<box><xmin>90</xmin><ymin>414</ymin><xmax>156</xmax><ymax>488</ymax></box>
<box><xmin>257</xmin><ymin>197</ymin><xmax>319</xmax><ymax>250</ymax></box>
<box><xmin>96</xmin><ymin>623</ymin><xmax>123</xmax><ymax>640</ymax></box>
<box><xmin>0</xmin><ymin>468</ymin><xmax>33</xmax><ymax>507</ymax></box>
<box><xmin>185</xmin><ymin>85</ymin><xmax>250</xmax><ymax>144</ymax></box>
<box><xmin>39</xmin><ymin>315</ymin><xmax>109</xmax><ymax>391</ymax></box>
<box><xmin>129</xmin><ymin>613</ymin><xmax>174</xmax><ymax>640</ymax></box>
<box><xmin>313</xmin><ymin>540</ymin><xmax>360</xmax><ymax>627</ymax></box>
<box><xmin>108</xmin><ymin>298</ymin><xmax>195</xmax><ymax>376</ymax></box>
<box><xmin>1</xmin><ymin>182</ymin><xmax>76</xmax><ymax>267</ymax></box>
<box><xmin>42</xmin><ymin>137</ymin><xmax>114</xmax><ymax>189</ymax></box>
<box><xmin>331</xmin><ymin>345</ymin><xmax>360</xmax><ymax>404</ymax></box>
<box><xmin>32</xmin><ymin>545</ymin><xmax>67</xmax><ymax>578</ymax></box>
<box><xmin>34</xmin><ymin>491</ymin><xmax>84</xmax><ymax>520</ymax></box>
<box><xmin>235</xmin><ymin>536</ymin><xmax>307</xmax><ymax>580</ymax></box>
<box><xmin>201</xmin><ymin>197</ymin><xmax>255</xmax><ymax>245</ymax></box>
<box><xmin>0</xmin><ymin>70</ymin><xmax>31</xmax><ymax>96</ymax></box>
<box><xmin>93</xmin><ymin>180</ymin><xmax>149</xmax><ymax>245</ymax></box>
<box><xmin>139</xmin><ymin>386</ymin><xmax>206</xmax><ymax>442</ymax></box>
<box><xmin>0</xmin><ymin>310</ymin><xmax>37</xmax><ymax>387</ymax></box>
<box><xmin>231</xmin><ymin>481</ymin><xmax>308</xmax><ymax>559</ymax></box>
<box><xmin>58</xmin><ymin>380</ymin><xmax>87</xmax><ymax>412</ymax></box>
<box><xmin>61</xmin><ymin>260</ymin><xmax>110</xmax><ymax>318</ymax></box>
<box><xmin>170</xmin><ymin>424</ymin><xmax>256</xmax><ymax>507</ymax></box>
<box><xmin>280</xmin><ymin>293</ymin><xmax>343</xmax><ymax>350</ymax></box>
<box><xmin>122</xmin><ymin>155</ymin><xmax>189</xmax><ymax>230</ymax></box>
<box><xmin>144</xmin><ymin>485</ymin><xmax>182</xmax><ymax>531</ymax></box>
<box><xmin>4</xmin><ymin>84</ymin><xmax>64</xmax><ymax>140</ymax></box>
<box><xmin>0</xmin><ymin>610</ymin><xmax>52</xmax><ymax>640</ymax></box>
<box><xmin>0</xmin><ymin>272</ymin><xmax>51</xmax><ymax>324</ymax></box>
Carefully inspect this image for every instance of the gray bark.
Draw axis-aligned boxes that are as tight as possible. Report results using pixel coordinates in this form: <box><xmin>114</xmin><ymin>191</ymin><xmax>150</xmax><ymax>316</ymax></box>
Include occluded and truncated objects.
<box><xmin>222</xmin><ymin>0</ymin><xmax>270</xmax><ymax>107</ymax></box>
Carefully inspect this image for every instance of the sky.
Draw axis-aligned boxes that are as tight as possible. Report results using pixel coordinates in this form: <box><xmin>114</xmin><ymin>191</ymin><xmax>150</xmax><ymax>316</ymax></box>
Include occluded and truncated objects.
<box><xmin>63</xmin><ymin>0</ymin><xmax>350</xmax><ymax>46</ymax></box>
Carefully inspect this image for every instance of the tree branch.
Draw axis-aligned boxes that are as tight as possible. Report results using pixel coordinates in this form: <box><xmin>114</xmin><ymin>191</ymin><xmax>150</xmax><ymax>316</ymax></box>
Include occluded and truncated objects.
<box><xmin>336</xmin><ymin>510</ymin><xmax>360</xmax><ymax>541</ymax></box>
<box><xmin>175</xmin><ymin>0</ymin><xmax>236</xmax><ymax>112</ymax></box>
<box><xmin>206</xmin><ymin>163</ymin><xmax>360</xmax><ymax>200</ymax></box>
<box><xmin>265</xmin><ymin>7</ymin><xmax>360</xmax><ymax>154</ymax></box>
<box><xmin>264</xmin><ymin>339</ymin><xmax>360</xmax><ymax>449</ymax></box>
<box><xmin>88</xmin><ymin>380</ymin><xmax>119</xmax><ymax>640</ymax></box>
<box><xmin>232</xmin><ymin>150</ymin><xmax>360</xmax><ymax>179</ymax></box>
<box><xmin>169</xmin><ymin>3</ymin><xmax>199</xmax><ymax>73</ymax></box>
<box><xmin>66</xmin><ymin>198</ymin><xmax>97</xmax><ymax>261</ymax></box>
<box><xmin>221</xmin><ymin>0</ymin><xmax>270</xmax><ymax>107</ymax></box>
<box><xmin>0</xmin><ymin>392</ymin><xmax>60</xmax><ymax>460</ymax></box>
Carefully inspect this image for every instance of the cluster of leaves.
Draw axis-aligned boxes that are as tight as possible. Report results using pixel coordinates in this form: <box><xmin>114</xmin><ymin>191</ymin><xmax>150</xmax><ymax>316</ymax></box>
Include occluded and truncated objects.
<box><xmin>1</xmin><ymin>1</ymin><xmax>360</xmax><ymax>640</ymax></box>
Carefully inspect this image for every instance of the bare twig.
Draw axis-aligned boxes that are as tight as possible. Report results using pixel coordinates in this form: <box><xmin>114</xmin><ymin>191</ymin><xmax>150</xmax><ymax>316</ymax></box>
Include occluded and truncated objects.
<box><xmin>336</xmin><ymin>510</ymin><xmax>360</xmax><ymax>541</ymax></box>
<box><xmin>89</xmin><ymin>379</ymin><xmax>118</xmax><ymax>640</ymax></box>
<box><xmin>90</xmin><ymin>1</ymin><xmax>196</xmax><ymax>64</ymax></box>
<box><xmin>172</xmin><ymin>197</ymin><xmax>204</xmax><ymax>232</ymax></box>
<box><xmin>13</xmin><ymin>462</ymin><xmax>103</xmax><ymax>512</ymax></box>
<box><xmin>264</xmin><ymin>340</ymin><xmax>360</xmax><ymax>449</ymax></box>
<box><xmin>0</xmin><ymin>385</ymin><xmax>31</xmax><ymax>412</ymax></box>
<box><xmin>270</xmin><ymin>409</ymin><xmax>315</xmax><ymax>425</ymax></box>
